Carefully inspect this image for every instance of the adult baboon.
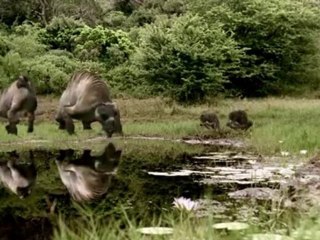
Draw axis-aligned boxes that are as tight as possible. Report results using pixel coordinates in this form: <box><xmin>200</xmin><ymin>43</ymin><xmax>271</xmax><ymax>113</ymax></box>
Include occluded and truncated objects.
<box><xmin>56</xmin><ymin>143</ymin><xmax>121</xmax><ymax>202</ymax></box>
<box><xmin>0</xmin><ymin>151</ymin><xmax>37</xmax><ymax>199</ymax></box>
<box><xmin>0</xmin><ymin>75</ymin><xmax>37</xmax><ymax>135</ymax></box>
<box><xmin>226</xmin><ymin>110</ymin><xmax>253</xmax><ymax>130</ymax></box>
<box><xmin>200</xmin><ymin>112</ymin><xmax>220</xmax><ymax>130</ymax></box>
<box><xmin>55</xmin><ymin>71</ymin><xmax>123</xmax><ymax>137</ymax></box>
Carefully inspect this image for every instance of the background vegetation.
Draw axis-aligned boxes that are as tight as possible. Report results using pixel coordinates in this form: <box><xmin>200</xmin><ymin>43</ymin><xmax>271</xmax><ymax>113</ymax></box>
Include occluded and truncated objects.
<box><xmin>1</xmin><ymin>0</ymin><xmax>320</xmax><ymax>102</ymax></box>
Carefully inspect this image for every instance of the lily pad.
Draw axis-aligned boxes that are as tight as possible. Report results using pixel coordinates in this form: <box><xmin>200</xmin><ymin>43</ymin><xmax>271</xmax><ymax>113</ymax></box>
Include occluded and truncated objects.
<box><xmin>250</xmin><ymin>233</ymin><xmax>294</xmax><ymax>240</ymax></box>
<box><xmin>137</xmin><ymin>227</ymin><xmax>173</xmax><ymax>235</ymax></box>
<box><xmin>213</xmin><ymin>222</ymin><xmax>249</xmax><ymax>231</ymax></box>
<box><xmin>147</xmin><ymin>171</ymin><xmax>192</xmax><ymax>177</ymax></box>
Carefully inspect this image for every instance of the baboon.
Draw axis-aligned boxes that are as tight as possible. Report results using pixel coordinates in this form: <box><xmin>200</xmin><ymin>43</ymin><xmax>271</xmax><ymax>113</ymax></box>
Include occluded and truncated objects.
<box><xmin>0</xmin><ymin>75</ymin><xmax>37</xmax><ymax>135</ymax></box>
<box><xmin>200</xmin><ymin>112</ymin><xmax>220</xmax><ymax>130</ymax></box>
<box><xmin>226</xmin><ymin>110</ymin><xmax>253</xmax><ymax>130</ymax></box>
<box><xmin>56</xmin><ymin>143</ymin><xmax>121</xmax><ymax>202</ymax></box>
<box><xmin>0</xmin><ymin>151</ymin><xmax>37</xmax><ymax>199</ymax></box>
<box><xmin>55</xmin><ymin>71</ymin><xmax>123</xmax><ymax>137</ymax></box>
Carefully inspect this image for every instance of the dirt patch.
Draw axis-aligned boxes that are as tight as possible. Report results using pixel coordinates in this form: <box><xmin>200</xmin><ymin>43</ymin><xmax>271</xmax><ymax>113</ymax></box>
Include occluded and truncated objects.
<box><xmin>34</xmin><ymin>96</ymin><xmax>59</xmax><ymax>122</ymax></box>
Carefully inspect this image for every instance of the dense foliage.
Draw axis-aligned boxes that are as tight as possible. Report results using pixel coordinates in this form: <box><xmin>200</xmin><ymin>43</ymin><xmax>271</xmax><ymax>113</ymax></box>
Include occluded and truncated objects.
<box><xmin>0</xmin><ymin>0</ymin><xmax>320</xmax><ymax>101</ymax></box>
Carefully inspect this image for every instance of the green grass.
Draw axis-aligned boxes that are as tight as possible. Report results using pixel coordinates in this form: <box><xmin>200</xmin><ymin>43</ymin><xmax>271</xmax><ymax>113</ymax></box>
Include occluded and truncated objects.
<box><xmin>245</xmin><ymin>98</ymin><xmax>320</xmax><ymax>155</ymax></box>
<box><xmin>2</xmin><ymin>97</ymin><xmax>320</xmax><ymax>157</ymax></box>
<box><xmin>52</xmin><ymin>203</ymin><xmax>320</xmax><ymax>240</ymax></box>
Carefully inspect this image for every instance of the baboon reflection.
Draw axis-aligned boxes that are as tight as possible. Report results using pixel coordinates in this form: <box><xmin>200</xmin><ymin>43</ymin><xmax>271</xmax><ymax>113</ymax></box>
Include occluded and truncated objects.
<box><xmin>200</xmin><ymin>112</ymin><xmax>220</xmax><ymax>130</ymax></box>
<box><xmin>56</xmin><ymin>143</ymin><xmax>121</xmax><ymax>202</ymax></box>
<box><xmin>226</xmin><ymin>110</ymin><xmax>253</xmax><ymax>130</ymax></box>
<box><xmin>0</xmin><ymin>151</ymin><xmax>37</xmax><ymax>199</ymax></box>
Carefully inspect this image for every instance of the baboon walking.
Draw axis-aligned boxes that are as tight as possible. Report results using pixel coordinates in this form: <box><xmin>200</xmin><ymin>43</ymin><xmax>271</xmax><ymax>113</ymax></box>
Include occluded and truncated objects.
<box><xmin>226</xmin><ymin>110</ymin><xmax>253</xmax><ymax>130</ymax></box>
<box><xmin>0</xmin><ymin>76</ymin><xmax>37</xmax><ymax>135</ymax></box>
<box><xmin>200</xmin><ymin>112</ymin><xmax>220</xmax><ymax>130</ymax></box>
<box><xmin>55</xmin><ymin>71</ymin><xmax>122</xmax><ymax>137</ymax></box>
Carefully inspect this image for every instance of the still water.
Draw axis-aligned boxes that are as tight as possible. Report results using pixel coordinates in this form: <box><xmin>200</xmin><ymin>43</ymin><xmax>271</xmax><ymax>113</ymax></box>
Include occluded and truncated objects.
<box><xmin>0</xmin><ymin>140</ymin><xmax>303</xmax><ymax>239</ymax></box>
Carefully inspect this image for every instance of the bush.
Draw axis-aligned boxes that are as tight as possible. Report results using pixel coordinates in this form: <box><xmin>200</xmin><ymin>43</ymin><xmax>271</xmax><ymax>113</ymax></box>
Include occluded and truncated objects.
<box><xmin>189</xmin><ymin>0</ymin><xmax>320</xmax><ymax>97</ymax></box>
<box><xmin>74</xmin><ymin>25</ymin><xmax>134</xmax><ymax>67</ymax></box>
<box><xmin>0</xmin><ymin>31</ymin><xmax>9</xmax><ymax>56</ymax></box>
<box><xmin>126</xmin><ymin>13</ymin><xmax>243</xmax><ymax>102</ymax></box>
<box><xmin>39</xmin><ymin>16</ymin><xmax>84</xmax><ymax>51</ymax></box>
<box><xmin>107</xmin><ymin>63</ymin><xmax>151</xmax><ymax>98</ymax></box>
<box><xmin>0</xmin><ymin>23</ymin><xmax>105</xmax><ymax>94</ymax></box>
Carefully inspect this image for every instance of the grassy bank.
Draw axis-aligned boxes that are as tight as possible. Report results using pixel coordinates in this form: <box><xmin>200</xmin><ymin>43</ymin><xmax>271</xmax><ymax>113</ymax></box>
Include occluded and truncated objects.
<box><xmin>1</xmin><ymin>96</ymin><xmax>320</xmax><ymax>156</ymax></box>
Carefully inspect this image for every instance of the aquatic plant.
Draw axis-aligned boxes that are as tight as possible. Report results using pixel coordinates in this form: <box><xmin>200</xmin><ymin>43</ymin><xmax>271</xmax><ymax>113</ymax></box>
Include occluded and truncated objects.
<box><xmin>173</xmin><ymin>197</ymin><xmax>199</xmax><ymax>212</ymax></box>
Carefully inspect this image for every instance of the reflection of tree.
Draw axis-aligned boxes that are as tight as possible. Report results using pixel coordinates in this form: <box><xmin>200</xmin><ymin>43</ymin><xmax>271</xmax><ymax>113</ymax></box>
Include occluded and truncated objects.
<box><xmin>56</xmin><ymin>143</ymin><xmax>121</xmax><ymax>202</ymax></box>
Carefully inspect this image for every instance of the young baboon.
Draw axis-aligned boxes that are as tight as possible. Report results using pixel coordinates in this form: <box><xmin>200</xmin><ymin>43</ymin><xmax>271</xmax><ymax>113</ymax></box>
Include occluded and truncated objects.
<box><xmin>55</xmin><ymin>71</ymin><xmax>123</xmax><ymax>137</ymax></box>
<box><xmin>0</xmin><ymin>75</ymin><xmax>37</xmax><ymax>135</ymax></box>
<box><xmin>55</xmin><ymin>143</ymin><xmax>121</xmax><ymax>202</ymax></box>
<box><xmin>200</xmin><ymin>112</ymin><xmax>220</xmax><ymax>130</ymax></box>
<box><xmin>226</xmin><ymin>110</ymin><xmax>253</xmax><ymax>130</ymax></box>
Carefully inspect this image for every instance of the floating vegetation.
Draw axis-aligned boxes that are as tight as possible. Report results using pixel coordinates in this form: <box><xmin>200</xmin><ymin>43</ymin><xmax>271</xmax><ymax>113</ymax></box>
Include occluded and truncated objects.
<box><xmin>136</xmin><ymin>227</ymin><xmax>174</xmax><ymax>235</ymax></box>
<box><xmin>212</xmin><ymin>222</ymin><xmax>249</xmax><ymax>231</ymax></box>
<box><xmin>249</xmin><ymin>233</ymin><xmax>294</xmax><ymax>240</ymax></box>
<box><xmin>173</xmin><ymin>197</ymin><xmax>199</xmax><ymax>211</ymax></box>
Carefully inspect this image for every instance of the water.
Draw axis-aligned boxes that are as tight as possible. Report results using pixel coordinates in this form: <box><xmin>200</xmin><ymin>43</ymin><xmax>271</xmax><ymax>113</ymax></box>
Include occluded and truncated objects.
<box><xmin>0</xmin><ymin>140</ymin><xmax>310</xmax><ymax>239</ymax></box>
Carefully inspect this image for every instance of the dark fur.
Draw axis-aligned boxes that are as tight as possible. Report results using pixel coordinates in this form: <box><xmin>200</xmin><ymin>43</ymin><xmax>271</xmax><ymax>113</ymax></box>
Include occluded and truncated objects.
<box><xmin>200</xmin><ymin>112</ymin><xmax>220</xmax><ymax>130</ymax></box>
<box><xmin>56</xmin><ymin>143</ymin><xmax>121</xmax><ymax>202</ymax></box>
<box><xmin>226</xmin><ymin>110</ymin><xmax>253</xmax><ymax>130</ymax></box>
<box><xmin>55</xmin><ymin>71</ymin><xmax>123</xmax><ymax>137</ymax></box>
<box><xmin>0</xmin><ymin>75</ymin><xmax>37</xmax><ymax>135</ymax></box>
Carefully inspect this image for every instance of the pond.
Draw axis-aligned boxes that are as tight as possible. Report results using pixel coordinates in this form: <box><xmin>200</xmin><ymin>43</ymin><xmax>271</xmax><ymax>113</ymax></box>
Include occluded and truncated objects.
<box><xmin>0</xmin><ymin>139</ymin><xmax>315</xmax><ymax>239</ymax></box>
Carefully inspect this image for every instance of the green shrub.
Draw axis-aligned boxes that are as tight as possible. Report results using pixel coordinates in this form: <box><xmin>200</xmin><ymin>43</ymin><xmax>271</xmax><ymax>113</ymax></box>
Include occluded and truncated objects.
<box><xmin>189</xmin><ymin>0</ymin><xmax>320</xmax><ymax>97</ymax></box>
<box><xmin>74</xmin><ymin>25</ymin><xmax>134</xmax><ymax>67</ymax></box>
<box><xmin>127</xmin><ymin>13</ymin><xmax>243</xmax><ymax>102</ymax></box>
<box><xmin>39</xmin><ymin>16</ymin><xmax>84</xmax><ymax>51</ymax></box>
<box><xmin>107</xmin><ymin>63</ymin><xmax>151</xmax><ymax>98</ymax></box>
<box><xmin>0</xmin><ymin>31</ymin><xmax>9</xmax><ymax>56</ymax></box>
<box><xmin>0</xmin><ymin>23</ymin><xmax>105</xmax><ymax>94</ymax></box>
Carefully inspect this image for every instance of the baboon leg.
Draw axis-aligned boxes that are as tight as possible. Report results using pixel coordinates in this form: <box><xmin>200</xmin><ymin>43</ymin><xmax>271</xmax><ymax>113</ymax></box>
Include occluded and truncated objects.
<box><xmin>227</xmin><ymin>121</ymin><xmax>241</xmax><ymax>130</ymax></box>
<box><xmin>82</xmin><ymin>121</ymin><xmax>92</xmax><ymax>130</ymax></box>
<box><xmin>200</xmin><ymin>122</ymin><xmax>211</xmax><ymax>129</ymax></box>
<box><xmin>5</xmin><ymin>124</ymin><xmax>17</xmax><ymax>135</ymax></box>
<box><xmin>58</xmin><ymin>120</ymin><xmax>66</xmax><ymax>130</ymax></box>
<box><xmin>6</xmin><ymin>108</ymin><xmax>20</xmax><ymax>135</ymax></box>
<box><xmin>57</xmin><ymin>110</ymin><xmax>74</xmax><ymax>134</ymax></box>
<box><xmin>55</xmin><ymin>112</ymin><xmax>66</xmax><ymax>130</ymax></box>
<box><xmin>64</xmin><ymin>116</ymin><xmax>75</xmax><ymax>135</ymax></box>
<box><xmin>115</xmin><ymin>114</ymin><xmax>123</xmax><ymax>136</ymax></box>
<box><xmin>27</xmin><ymin>112</ymin><xmax>35</xmax><ymax>133</ymax></box>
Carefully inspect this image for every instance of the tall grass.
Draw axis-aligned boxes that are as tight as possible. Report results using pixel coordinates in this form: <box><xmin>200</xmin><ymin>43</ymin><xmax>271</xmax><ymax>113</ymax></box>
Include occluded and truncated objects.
<box><xmin>53</xmin><ymin>202</ymin><xmax>320</xmax><ymax>240</ymax></box>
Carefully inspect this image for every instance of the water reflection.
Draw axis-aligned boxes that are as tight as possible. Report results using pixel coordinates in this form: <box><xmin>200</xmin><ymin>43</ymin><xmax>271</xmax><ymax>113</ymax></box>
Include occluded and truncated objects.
<box><xmin>0</xmin><ymin>151</ymin><xmax>37</xmax><ymax>199</ymax></box>
<box><xmin>56</xmin><ymin>143</ymin><xmax>121</xmax><ymax>202</ymax></box>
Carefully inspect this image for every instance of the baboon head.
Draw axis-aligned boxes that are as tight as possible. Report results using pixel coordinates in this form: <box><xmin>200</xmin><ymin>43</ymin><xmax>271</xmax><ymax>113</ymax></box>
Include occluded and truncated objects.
<box><xmin>95</xmin><ymin>102</ymin><xmax>122</xmax><ymax>138</ymax></box>
<box><xmin>16</xmin><ymin>186</ymin><xmax>32</xmax><ymax>199</ymax></box>
<box><xmin>95</xmin><ymin>143</ymin><xmax>122</xmax><ymax>172</ymax></box>
<box><xmin>16</xmin><ymin>75</ymin><xmax>29</xmax><ymax>88</ymax></box>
